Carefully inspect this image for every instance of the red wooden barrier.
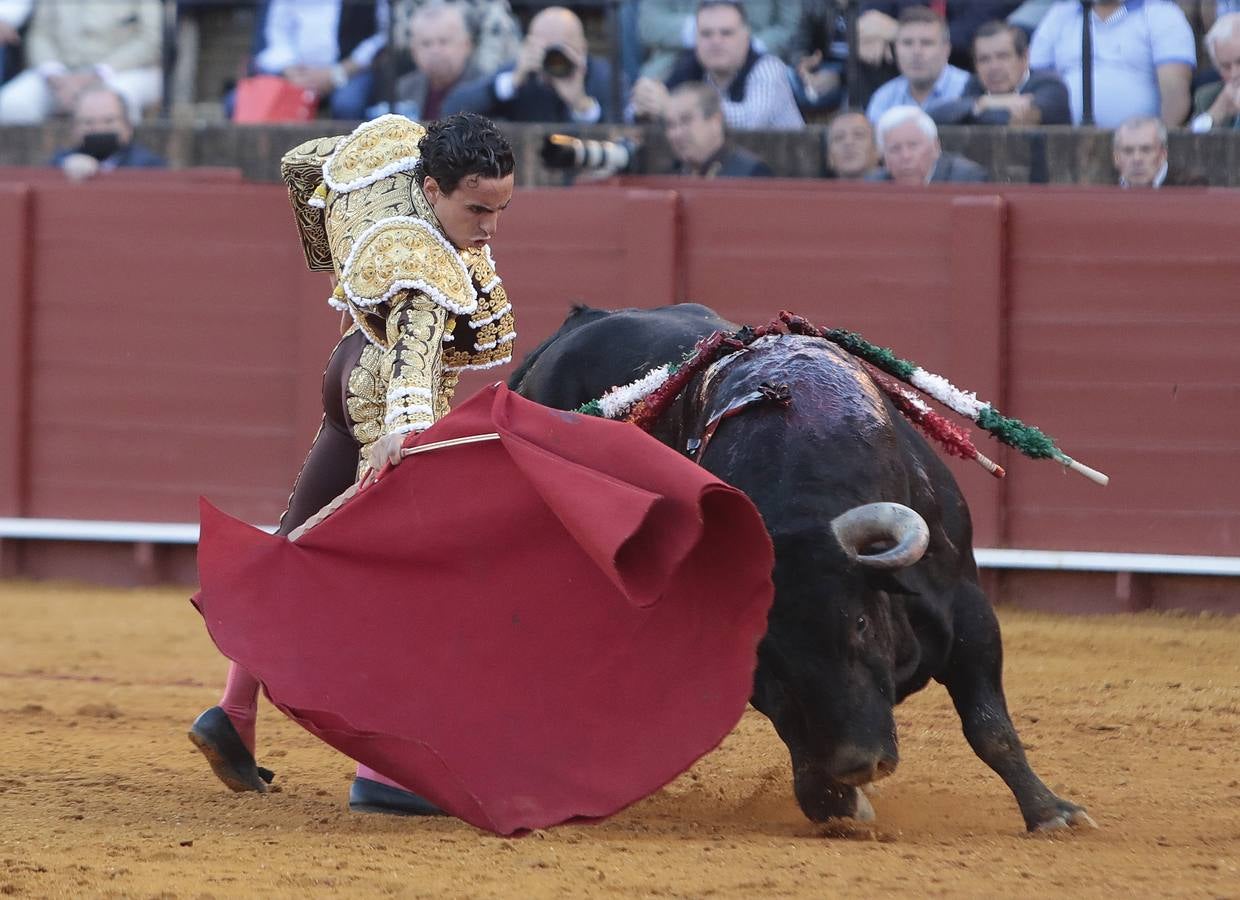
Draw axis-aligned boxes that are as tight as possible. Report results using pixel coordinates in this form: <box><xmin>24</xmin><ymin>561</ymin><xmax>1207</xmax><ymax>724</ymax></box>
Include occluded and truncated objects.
<box><xmin>1</xmin><ymin>174</ymin><xmax>1237</xmax><ymax>607</ymax></box>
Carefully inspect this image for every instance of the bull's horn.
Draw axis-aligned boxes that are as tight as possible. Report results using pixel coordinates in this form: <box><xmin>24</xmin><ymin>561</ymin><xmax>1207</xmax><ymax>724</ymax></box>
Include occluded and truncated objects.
<box><xmin>830</xmin><ymin>502</ymin><xmax>929</xmax><ymax>570</ymax></box>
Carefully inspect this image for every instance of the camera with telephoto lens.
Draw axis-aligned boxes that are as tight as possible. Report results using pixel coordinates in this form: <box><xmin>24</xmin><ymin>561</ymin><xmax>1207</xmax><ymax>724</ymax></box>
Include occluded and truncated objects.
<box><xmin>541</xmin><ymin>134</ymin><xmax>639</xmax><ymax>174</ymax></box>
<box><xmin>542</xmin><ymin>45</ymin><xmax>576</xmax><ymax>79</ymax></box>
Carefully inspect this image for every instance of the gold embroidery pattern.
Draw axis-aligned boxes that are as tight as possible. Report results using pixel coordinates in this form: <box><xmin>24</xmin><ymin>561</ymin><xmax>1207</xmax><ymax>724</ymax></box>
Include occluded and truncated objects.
<box><xmin>384</xmin><ymin>296</ymin><xmax>448</xmax><ymax>437</ymax></box>
<box><xmin>342</xmin><ymin>218</ymin><xmax>475</xmax><ymax>313</ymax></box>
<box><xmin>436</xmin><ymin>371</ymin><xmax>461</xmax><ymax>419</ymax></box>
<box><xmin>280</xmin><ymin>135</ymin><xmax>345</xmax><ymax>272</ymax></box>
<box><xmin>326</xmin><ymin>117</ymin><xmax>426</xmax><ymax>191</ymax></box>
<box><xmin>346</xmin><ymin>343</ymin><xmax>387</xmax><ymax>465</ymax></box>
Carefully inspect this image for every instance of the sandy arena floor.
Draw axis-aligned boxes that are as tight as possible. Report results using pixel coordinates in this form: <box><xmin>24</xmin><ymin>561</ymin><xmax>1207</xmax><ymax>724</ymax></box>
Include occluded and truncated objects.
<box><xmin>0</xmin><ymin>581</ymin><xmax>1237</xmax><ymax>898</ymax></box>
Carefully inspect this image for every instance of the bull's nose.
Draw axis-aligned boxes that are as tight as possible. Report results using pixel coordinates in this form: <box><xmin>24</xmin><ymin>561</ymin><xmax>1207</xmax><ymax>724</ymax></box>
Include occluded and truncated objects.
<box><xmin>834</xmin><ymin>752</ymin><xmax>898</xmax><ymax>786</ymax></box>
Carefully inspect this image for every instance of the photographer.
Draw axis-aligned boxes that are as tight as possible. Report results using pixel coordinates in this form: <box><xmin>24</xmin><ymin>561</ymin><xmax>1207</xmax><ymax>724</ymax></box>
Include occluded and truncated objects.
<box><xmin>444</xmin><ymin>6</ymin><xmax>616</xmax><ymax>123</ymax></box>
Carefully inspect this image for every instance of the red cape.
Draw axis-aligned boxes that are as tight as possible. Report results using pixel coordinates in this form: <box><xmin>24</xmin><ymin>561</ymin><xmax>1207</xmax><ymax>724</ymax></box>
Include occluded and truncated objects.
<box><xmin>196</xmin><ymin>384</ymin><xmax>774</xmax><ymax>835</ymax></box>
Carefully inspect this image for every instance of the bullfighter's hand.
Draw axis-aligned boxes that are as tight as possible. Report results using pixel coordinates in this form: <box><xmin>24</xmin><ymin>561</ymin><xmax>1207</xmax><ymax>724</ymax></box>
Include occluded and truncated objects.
<box><xmin>0</xmin><ymin>21</ymin><xmax>20</xmax><ymax>44</ymax></box>
<box><xmin>368</xmin><ymin>431</ymin><xmax>407</xmax><ymax>471</ymax></box>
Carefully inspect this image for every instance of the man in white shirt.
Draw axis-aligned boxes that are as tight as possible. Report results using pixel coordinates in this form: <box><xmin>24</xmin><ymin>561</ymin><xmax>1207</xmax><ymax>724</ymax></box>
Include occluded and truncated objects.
<box><xmin>1029</xmin><ymin>0</ymin><xmax>1195</xmax><ymax>128</ymax></box>
<box><xmin>0</xmin><ymin>0</ymin><xmax>162</xmax><ymax>124</ymax></box>
<box><xmin>630</xmin><ymin>0</ymin><xmax>804</xmax><ymax>130</ymax></box>
<box><xmin>254</xmin><ymin>0</ymin><xmax>390</xmax><ymax>120</ymax></box>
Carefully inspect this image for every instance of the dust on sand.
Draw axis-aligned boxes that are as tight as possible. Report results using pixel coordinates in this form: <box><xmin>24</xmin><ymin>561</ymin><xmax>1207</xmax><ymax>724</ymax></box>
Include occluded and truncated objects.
<box><xmin>0</xmin><ymin>582</ymin><xmax>1237</xmax><ymax>898</ymax></box>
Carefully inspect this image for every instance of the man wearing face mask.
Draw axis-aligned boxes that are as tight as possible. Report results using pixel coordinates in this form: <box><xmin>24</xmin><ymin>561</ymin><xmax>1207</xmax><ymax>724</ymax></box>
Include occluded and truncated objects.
<box><xmin>189</xmin><ymin>112</ymin><xmax>518</xmax><ymax>817</ymax></box>
<box><xmin>51</xmin><ymin>86</ymin><xmax>164</xmax><ymax>182</ymax></box>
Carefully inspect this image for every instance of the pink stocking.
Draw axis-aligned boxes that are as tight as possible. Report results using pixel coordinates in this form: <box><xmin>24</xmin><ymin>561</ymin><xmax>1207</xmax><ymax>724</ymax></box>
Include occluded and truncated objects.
<box><xmin>356</xmin><ymin>764</ymin><xmax>410</xmax><ymax>791</ymax></box>
<box><xmin>218</xmin><ymin>662</ymin><xmax>260</xmax><ymax>754</ymax></box>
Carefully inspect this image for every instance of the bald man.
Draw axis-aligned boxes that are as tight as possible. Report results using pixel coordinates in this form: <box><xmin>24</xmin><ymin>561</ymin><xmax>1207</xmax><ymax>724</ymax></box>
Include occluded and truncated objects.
<box><xmin>443</xmin><ymin>5</ymin><xmax>617</xmax><ymax>122</ymax></box>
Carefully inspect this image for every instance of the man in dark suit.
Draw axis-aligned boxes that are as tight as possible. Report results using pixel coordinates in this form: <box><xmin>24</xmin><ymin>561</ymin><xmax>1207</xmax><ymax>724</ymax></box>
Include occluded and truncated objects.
<box><xmin>51</xmin><ymin>86</ymin><xmax>164</xmax><ymax>181</ymax></box>
<box><xmin>664</xmin><ymin>81</ymin><xmax>772</xmax><ymax>178</ymax></box>
<box><xmin>868</xmin><ymin>104</ymin><xmax>988</xmax><ymax>184</ymax></box>
<box><xmin>444</xmin><ymin>6</ymin><xmax>615</xmax><ymax>123</ymax></box>
<box><xmin>929</xmin><ymin>20</ymin><xmax>1069</xmax><ymax>126</ymax></box>
<box><xmin>386</xmin><ymin>3</ymin><xmax>483</xmax><ymax>123</ymax></box>
<box><xmin>1113</xmin><ymin>115</ymin><xmax>1207</xmax><ymax>188</ymax></box>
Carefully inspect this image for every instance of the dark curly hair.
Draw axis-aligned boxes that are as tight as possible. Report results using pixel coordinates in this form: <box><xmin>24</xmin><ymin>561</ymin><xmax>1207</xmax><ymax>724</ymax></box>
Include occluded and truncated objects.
<box><xmin>417</xmin><ymin>113</ymin><xmax>515</xmax><ymax>195</ymax></box>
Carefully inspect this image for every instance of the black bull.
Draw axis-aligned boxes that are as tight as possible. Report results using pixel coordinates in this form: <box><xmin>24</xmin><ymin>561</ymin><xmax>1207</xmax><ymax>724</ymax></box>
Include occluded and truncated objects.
<box><xmin>510</xmin><ymin>304</ymin><xmax>1094</xmax><ymax>832</ymax></box>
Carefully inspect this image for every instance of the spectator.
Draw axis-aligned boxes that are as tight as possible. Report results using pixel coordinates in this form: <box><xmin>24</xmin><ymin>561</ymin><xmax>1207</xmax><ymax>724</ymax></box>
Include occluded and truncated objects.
<box><xmin>51</xmin><ymin>85</ymin><xmax>164</xmax><ymax>182</ymax></box>
<box><xmin>664</xmin><ymin>81</ymin><xmax>773</xmax><ymax>176</ymax></box>
<box><xmin>865</xmin><ymin>6</ymin><xmax>971</xmax><ymax>124</ymax></box>
<box><xmin>0</xmin><ymin>0</ymin><xmax>161</xmax><ymax>125</ymax></box>
<box><xmin>631</xmin><ymin>0</ymin><xmax>805</xmax><ymax>129</ymax></box>
<box><xmin>0</xmin><ymin>0</ymin><xmax>30</xmax><ymax>86</ymax></box>
<box><xmin>929</xmin><ymin>20</ymin><xmax>1070</xmax><ymax>125</ymax></box>
<box><xmin>868</xmin><ymin>105</ymin><xmax>988</xmax><ymax>184</ymax></box>
<box><xmin>1112</xmin><ymin>114</ymin><xmax>1205</xmax><ymax>187</ymax></box>
<box><xmin>444</xmin><ymin>6</ymin><xmax>613</xmax><ymax>123</ymax></box>
<box><xmin>791</xmin><ymin>0</ymin><xmax>849</xmax><ymax>114</ymax></box>
<box><xmin>1029</xmin><ymin>0</ymin><xmax>1196</xmax><ymax>128</ymax></box>
<box><xmin>1190</xmin><ymin>12</ymin><xmax>1240</xmax><ymax>131</ymax></box>
<box><xmin>858</xmin><ymin>2</ymin><xmax>1022</xmax><ymax>71</ymax></box>
<box><xmin>252</xmin><ymin>0</ymin><xmax>390</xmax><ymax>121</ymax></box>
<box><xmin>637</xmin><ymin>0</ymin><xmax>803</xmax><ymax>81</ymax></box>
<box><xmin>382</xmin><ymin>3</ymin><xmax>481</xmax><ymax>122</ymax></box>
<box><xmin>825</xmin><ymin>111</ymin><xmax>880</xmax><ymax>179</ymax></box>
<box><xmin>391</xmin><ymin>0</ymin><xmax>520</xmax><ymax>76</ymax></box>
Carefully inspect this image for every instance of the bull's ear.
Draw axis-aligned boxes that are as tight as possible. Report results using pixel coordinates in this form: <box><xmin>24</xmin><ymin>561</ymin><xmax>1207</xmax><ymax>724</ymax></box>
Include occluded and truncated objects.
<box><xmin>868</xmin><ymin>569</ymin><xmax>921</xmax><ymax>597</ymax></box>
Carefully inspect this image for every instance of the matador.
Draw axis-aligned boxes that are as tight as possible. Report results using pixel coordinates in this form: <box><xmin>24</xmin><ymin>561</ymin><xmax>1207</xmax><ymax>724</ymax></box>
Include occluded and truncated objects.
<box><xmin>189</xmin><ymin>112</ymin><xmax>517</xmax><ymax>815</ymax></box>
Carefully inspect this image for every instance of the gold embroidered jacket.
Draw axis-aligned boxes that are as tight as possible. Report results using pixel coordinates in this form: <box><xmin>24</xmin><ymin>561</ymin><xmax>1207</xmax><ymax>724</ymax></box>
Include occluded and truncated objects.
<box><xmin>280</xmin><ymin>115</ymin><xmax>515</xmax><ymax>459</ymax></box>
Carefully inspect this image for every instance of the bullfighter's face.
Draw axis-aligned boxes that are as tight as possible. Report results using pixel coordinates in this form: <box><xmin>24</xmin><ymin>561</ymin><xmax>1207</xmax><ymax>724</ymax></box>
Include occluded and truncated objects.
<box><xmin>422</xmin><ymin>172</ymin><xmax>515</xmax><ymax>251</ymax></box>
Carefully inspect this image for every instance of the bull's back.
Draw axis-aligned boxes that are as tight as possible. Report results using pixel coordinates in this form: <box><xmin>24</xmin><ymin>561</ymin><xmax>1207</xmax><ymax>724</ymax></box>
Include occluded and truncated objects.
<box><xmin>512</xmin><ymin>304</ymin><xmax>735</xmax><ymax>410</ymax></box>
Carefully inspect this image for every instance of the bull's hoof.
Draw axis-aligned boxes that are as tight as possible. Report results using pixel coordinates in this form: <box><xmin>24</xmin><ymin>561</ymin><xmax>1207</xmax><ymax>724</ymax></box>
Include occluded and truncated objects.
<box><xmin>188</xmin><ymin>706</ymin><xmax>273</xmax><ymax>793</ymax></box>
<box><xmin>348</xmin><ymin>776</ymin><xmax>444</xmax><ymax>817</ymax></box>
<box><xmin>1029</xmin><ymin>800</ymin><xmax>1098</xmax><ymax>833</ymax></box>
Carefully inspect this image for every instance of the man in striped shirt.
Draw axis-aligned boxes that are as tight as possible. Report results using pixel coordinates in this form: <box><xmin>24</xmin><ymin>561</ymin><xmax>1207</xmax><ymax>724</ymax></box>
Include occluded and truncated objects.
<box><xmin>630</xmin><ymin>0</ymin><xmax>803</xmax><ymax>129</ymax></box>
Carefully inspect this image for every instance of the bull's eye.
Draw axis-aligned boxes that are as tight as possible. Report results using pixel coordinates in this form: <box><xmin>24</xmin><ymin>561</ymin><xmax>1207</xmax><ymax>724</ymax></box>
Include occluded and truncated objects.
<box><xmin>855</xmin><ymin>615</ymin><xmax>869</xmax><ymax>636</ymax></box>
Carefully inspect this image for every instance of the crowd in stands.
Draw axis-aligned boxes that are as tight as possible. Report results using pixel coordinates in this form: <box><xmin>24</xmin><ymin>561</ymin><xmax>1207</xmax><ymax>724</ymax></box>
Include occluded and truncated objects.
<box><xmin>0</xmin><ymin>0</ymin><xmax>1236</xmax><ymax>186</ymax></box>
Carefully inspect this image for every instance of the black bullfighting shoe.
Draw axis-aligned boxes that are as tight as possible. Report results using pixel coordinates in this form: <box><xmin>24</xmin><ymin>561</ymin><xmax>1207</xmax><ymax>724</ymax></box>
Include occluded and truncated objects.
<box><xmin>348</xmin><ymin>776</ymin><xmax>444</xmax><ymax>816</ymax></box>
<box><xmin>188</xmin><ymin>706</ymin><xmax>275</xmax><ymax>793</ymax></box>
